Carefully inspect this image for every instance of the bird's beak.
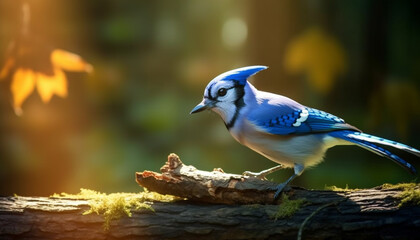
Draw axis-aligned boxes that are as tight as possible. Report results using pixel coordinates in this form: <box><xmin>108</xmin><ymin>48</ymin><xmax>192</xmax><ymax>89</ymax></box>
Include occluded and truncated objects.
<box><xmin>190</xmin><ymin>99</ymin><xmax>210</xmax><ymax>114</ymax></box>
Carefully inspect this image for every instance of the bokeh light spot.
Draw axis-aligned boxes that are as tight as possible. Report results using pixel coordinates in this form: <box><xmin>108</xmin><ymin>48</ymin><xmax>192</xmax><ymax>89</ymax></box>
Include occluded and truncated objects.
<box><xmin>221</xmin><ymin>17</ymin><xmax>248</xmax><ymax>50</ymax></box>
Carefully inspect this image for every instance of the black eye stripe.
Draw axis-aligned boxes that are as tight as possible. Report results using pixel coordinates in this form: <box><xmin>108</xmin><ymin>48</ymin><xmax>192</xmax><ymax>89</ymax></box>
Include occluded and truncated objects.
<box><xmin>206</xmin><ymin>79</ymin><xmax>243</xmax><ymax>101</ymax></box>
<box><xmin>208</xmin><ymin>86</ymin><xmax>235</xmax><ymax>100</ymax></box>
<box><xmin>207</xmin><ymin>83</ymin><xmax>215</xmax><ymax>100</ymax></box>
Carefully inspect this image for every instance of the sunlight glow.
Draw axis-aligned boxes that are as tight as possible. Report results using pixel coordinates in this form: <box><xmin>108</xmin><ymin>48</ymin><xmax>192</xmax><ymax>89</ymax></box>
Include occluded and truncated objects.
<box><xmin>221</xmin><ymin>17</ymin><xmax>248</xmax><ymax>50</ymax></box>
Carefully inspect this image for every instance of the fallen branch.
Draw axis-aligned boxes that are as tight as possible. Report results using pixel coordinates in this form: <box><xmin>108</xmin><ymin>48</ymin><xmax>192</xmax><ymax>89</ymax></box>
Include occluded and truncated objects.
<box><xmin>136</xmin><ymin>153</ymin><xmax>280</xmax><ymax>204</ymax></box>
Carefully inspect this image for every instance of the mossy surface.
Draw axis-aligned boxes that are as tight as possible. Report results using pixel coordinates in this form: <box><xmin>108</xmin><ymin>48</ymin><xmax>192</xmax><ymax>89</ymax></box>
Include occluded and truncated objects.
<box><xmin>324</xmin><ymin>184</ymin><xmax>359</xmax><ymax>192</ymax></box>
<box><xmin>52</xmin><ymin>188</ymin><xmax>179</xmax><ymax>230</ymax></box>
<box><xmin>381</xmin><ymin>183</ymin><xmax>420</xmax><ymax>208</ymax></box>
<box><xmin>272</xmin><ymin>194</ymin><xmax>306</xmax><ymax>220</ymax></box>
<box><xmin>381</xmin><ymin>182</ymin><xmax>417</xmax><ymax>190</ymax></box>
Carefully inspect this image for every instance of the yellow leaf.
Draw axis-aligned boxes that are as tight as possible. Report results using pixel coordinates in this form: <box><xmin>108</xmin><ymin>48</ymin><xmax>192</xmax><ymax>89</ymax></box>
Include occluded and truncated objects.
<box><xmin>284</xmin><ymin>27</ymin><xmax>347</xmax><ymax>94</ymax></box>
<box><xmin>11</xmin><ymin>68</ymin><xmax>36</xmax><ymax>114</ymax></box>
<box><xmin>51</xmin><ymin>49</ymin><xmax>93</xmax><ymax>73</ymax></box>
<box><xmin>36</xmin><ymin>67</ymin><xmax>68</xmax><ymax>103</ymax></box>
<box><xmin>0</xmin><ymin>57</ymin><xmax>15</xmax><ymax>80</ymax></box>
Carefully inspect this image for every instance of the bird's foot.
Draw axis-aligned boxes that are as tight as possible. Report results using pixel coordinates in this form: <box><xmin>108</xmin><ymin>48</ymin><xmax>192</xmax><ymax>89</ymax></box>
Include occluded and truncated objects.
<box><xmin>243</xmin><ymin>165</ymin><xmax>284</xmax><ymax>180</ymax></box>
<box><xmin>273</xmin><ymin>183</ymin><xmax>287</xmax><ymax>199</ymax></box>
<box><xmin>242</xmin><ymin>170</ymin><xmax>268</xmax><ymax>180</ymax></box>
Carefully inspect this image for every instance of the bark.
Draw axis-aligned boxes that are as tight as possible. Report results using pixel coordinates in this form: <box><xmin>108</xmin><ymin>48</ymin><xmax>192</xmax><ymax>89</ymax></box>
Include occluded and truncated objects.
<box><xmin>0</xmin><ymin>154</ymin><xmax>419</xmax><ymax>240</ymax></box>
<box><xmin>136</xmin><ymin>153</ymin><xmax>280</xmax><ymax>204</ymax></box>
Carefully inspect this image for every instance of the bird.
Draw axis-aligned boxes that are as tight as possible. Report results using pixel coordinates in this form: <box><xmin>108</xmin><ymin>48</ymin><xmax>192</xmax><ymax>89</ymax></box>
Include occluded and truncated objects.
<box><xmin>190</xmin><ymin>65</ymin><xmax>420</xmax><ymax>199</ymax></box>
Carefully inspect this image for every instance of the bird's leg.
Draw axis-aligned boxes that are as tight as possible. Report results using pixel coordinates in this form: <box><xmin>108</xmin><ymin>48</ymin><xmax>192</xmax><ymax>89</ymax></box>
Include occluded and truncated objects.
<box><xmin>243</xmin><ymin>165</ymin><xmax>284</xmax><ymax>180</ymax></box>
<box><xmin>273</xmin><ymin>163</ymin><xmax>304</xmax><ymax>199</ymax></box>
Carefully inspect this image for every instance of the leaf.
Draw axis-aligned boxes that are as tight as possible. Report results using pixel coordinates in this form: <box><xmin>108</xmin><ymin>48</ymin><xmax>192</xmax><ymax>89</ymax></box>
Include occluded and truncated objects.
<box><xmin>284</xmin><ymin>27</ymin><xmax>347</xmax><ymax>94</ymax></box>
<box><xmin>51</xmin><ymin>49</ymin><xmax>93</xmax><ymax>73</ymax></box>
<box><xmin>36</xmin><ymin>67</ymin><xmax>68</xmax><ymax>103</ymax></box>
<box><xmin>11</xmin><ymin>68</ymin><xmax>36</xmax><ymax>115</ymax></box>
<box><xmin>3</xmin><ymin>39</ymin><xmax>92</xmax><ymax>115</ymax></box>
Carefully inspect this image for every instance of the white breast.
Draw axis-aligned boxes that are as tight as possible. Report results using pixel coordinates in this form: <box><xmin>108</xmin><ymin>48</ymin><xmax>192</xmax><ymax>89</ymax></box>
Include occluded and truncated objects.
<box><xmin>230</xmin><ymin>120</ymin><xmax>348</xmax><ymax>168</ymax></box>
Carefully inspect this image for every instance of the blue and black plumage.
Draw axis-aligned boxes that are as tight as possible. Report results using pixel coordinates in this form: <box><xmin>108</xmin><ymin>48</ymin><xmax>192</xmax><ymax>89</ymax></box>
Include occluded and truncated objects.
<box><xmin>329</xmin><ymin>131</ymin><xmax>418</xmax><ymax>175</ymax></box>
<box><xmin>191</xmin><ymin>65</ymin><xmax>419</xmax><ymax>198</ymax></box>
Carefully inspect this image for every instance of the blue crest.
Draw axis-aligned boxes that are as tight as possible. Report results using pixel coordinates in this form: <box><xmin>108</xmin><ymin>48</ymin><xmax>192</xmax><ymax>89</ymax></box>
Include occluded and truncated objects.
<box><xmin>214</xmin><ymin>65</ymin><xmax>268</xmax><ymax>85</ymax></box>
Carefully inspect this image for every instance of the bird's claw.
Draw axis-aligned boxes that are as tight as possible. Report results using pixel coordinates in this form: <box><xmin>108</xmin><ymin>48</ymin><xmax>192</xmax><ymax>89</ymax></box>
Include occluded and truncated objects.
<box><xmin>273</xmin><ymin>183</ymin><xmax>287</xmax><ymax>199</ymax></box>
<box><xmin>242</xmin><ymin>170</ymin><xmax>267</xmax><ymax>180</ymax></box>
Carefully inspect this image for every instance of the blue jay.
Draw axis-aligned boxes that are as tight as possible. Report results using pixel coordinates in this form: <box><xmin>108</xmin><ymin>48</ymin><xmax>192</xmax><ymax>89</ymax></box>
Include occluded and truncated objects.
<box><xmin>190</xmin><ymin>66</ymin><xmax>419</xmax><ymax>198</ymax></box>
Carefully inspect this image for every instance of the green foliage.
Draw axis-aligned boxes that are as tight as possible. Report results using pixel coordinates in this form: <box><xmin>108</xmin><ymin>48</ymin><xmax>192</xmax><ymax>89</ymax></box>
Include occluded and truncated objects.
<box><xmin>272</xmin><ymin>194</ymin><xmax>306</xmax><ymax>220</ymax></box>
<box><xmin>52</xmin><ymin>188</ymin><xmax>179</xmax><ymax>230</ymax></box>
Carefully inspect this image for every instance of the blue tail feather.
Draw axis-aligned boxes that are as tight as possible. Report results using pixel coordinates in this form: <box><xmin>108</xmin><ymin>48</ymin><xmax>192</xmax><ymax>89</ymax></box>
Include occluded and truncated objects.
<box><xmin>350</xmin><ymin>132</ymin><xmax>420</xmax><ymax>157</ymax></box>
<box><xmin>329</xmin><ymin>130</ymin><xmax>418</xmax><ymax>175</ymax></box>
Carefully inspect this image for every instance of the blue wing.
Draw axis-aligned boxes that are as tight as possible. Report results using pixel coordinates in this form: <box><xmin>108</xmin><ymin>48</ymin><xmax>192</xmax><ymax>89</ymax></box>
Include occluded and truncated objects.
<box><xmin>247</xmin><ymin>93</ymin><xmax>359</xmax><ymax>135</ymax></box>
<box><xmin>246</xmin><ymin>92</ymin><xmax>419</xmax><ymax>175</ymax></box>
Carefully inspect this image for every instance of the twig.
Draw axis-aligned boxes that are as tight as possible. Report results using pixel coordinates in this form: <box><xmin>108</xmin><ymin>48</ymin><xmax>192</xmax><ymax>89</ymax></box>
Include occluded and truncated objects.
<box><xmin>297</xmin><ymin>199</ymin><xmax>345</xmax><ymax>240</ymax></box>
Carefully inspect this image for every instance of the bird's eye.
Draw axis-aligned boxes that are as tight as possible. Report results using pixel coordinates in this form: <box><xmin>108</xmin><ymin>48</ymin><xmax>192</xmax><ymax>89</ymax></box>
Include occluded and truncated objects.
<box><xmin>218</xmin><ymin>88</ymin><xmax>227</xmax><ymax>97</ymax></box>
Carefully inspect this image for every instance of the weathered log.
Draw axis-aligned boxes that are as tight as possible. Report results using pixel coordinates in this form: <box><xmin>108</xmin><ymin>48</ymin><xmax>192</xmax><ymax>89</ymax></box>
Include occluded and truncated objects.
<box><xmin>0</xmin><ymin>154</ymin><xmax>419</xmax><ymax>240</ymax></box>
<box><xmin>1</xmin><ymin>187</ymin><xmax>419</xmax><ymax>239</ymax></box>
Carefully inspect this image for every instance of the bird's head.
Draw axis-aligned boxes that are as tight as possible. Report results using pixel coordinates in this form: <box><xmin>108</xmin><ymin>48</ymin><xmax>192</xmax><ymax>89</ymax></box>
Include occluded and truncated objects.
<box><xmin>190</xmin><ymin>65</ymin><xmax>267</xmax><ymax>128</ymax></box>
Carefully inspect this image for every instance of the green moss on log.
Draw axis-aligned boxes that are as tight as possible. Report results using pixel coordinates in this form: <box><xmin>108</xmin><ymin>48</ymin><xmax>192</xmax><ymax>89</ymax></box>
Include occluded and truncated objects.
<box><xmin>52</xmin><ymin>188</ymin><xmax>180</xmax><ymax>230</ymax></box>
<box><xmin>381</xmin><ymin>183</ymin><xmax>420</xmax><ymax>208</ymax></box>
<box><xmin>272</xmin><ymin>194</ymin><xmax>306</xmax><ymax>220</ymax></box>
<box><xmin>324</xmin><ymin>184</ymin><xmax>359</xmax><ymax>192</ymax></box>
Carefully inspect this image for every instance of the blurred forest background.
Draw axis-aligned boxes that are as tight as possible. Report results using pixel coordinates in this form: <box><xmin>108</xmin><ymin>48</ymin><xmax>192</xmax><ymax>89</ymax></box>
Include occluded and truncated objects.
<box><xmin>0</xmin><ymin>0</ymin><xmax>419</xmax><ymax>196</ymax></box>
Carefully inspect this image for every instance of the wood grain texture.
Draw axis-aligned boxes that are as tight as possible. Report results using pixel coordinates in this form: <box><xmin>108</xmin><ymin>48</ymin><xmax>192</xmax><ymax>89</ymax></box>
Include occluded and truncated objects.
<box><xmin>136</xmin><ymin>153</ymin><xmax>280</xmax><ymax>204</ymax></box>
<box><xmin>1</xmin><ymin>188</ymin><xmax>419</xmax><ymax>239</ymax></box>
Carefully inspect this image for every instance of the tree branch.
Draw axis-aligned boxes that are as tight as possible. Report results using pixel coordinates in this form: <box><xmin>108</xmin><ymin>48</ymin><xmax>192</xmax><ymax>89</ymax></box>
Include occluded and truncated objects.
<box><xmin>136</xmin><ymin>153</ymin><xmax>280</xmax><ymax>204</ymax></box>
